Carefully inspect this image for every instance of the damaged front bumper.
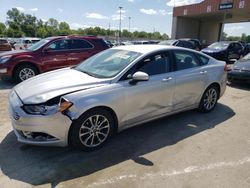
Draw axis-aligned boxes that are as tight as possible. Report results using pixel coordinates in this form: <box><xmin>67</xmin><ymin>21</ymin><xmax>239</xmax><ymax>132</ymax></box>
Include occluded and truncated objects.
<box><xmin>9</xmin><ymin>90</ymin><xmax>72</xmax><ymax>147</ymax></box>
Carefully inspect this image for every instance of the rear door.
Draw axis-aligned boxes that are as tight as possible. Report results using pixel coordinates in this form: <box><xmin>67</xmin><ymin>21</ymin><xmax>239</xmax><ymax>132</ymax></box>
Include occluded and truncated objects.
<box><xmin>67</xmin><ymin>39</ymin><xmax>95</xmax><ymax>66</ymax></box>
<box><xmin>172</xmin><ymin>50</ymin><xmax>208</xmax><ymax>110</ymax></box>
<box><xmin>41</xmin><ymin>39</ymin><xmax>71</xmax><ymax>71</ymax></box>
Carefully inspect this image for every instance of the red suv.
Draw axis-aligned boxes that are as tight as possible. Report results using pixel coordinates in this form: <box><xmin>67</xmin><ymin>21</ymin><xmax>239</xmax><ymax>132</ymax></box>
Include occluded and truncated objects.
<box><xmin>0</xmin><ymin>36</ymin><xmax>109</xmax><ymax>82</ymax></box>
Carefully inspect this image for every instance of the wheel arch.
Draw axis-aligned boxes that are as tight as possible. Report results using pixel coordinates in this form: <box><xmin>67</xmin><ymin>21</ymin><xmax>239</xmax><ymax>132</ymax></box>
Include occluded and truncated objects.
<box><xmin>206</xmin><ymin>82</ymin><xmax>221</xmax><ymax>98</ymax></box>
<box><xmin>68</xmin><ymin>105</ymin><xmax>119</xmax><ymax>147</ymax></box>
<box><xmin>12</xmin><ymin>61</ymin><xmax>40</xmax><ymax>78</ymax></box>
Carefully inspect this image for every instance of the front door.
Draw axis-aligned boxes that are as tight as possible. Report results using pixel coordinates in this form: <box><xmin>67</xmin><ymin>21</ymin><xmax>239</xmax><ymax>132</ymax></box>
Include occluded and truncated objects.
<box><xmin>41</xmin><ymin>39</ymin><xmax>71</xmax><ymax>72</ymax></box>
<box><xmin>119</xmin><ymin>51</ymin><xmax>175</xmax><ymax>128</ymax></box>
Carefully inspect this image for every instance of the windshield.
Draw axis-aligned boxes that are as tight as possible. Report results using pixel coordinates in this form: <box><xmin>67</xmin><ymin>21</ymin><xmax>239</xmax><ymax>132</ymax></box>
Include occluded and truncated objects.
<box><xmin>242</xmin><ymin>53</ymin><xmax>250</xmax><ymax>60</ymax></box>
<box><xmin>159</xmin><ymin>40</ymin><xmax>176</xmax><ymax>45</ymax></box>
<box><xmin>208</xmin><ymin>42</ymin><xmax>229</xmax><ymax>50</ymax></box>
<box><xmin>27</xmin><ymin>38</ymin><xmax>50</xmax><ymax>51</ymax></box>
<box><xmin>75</xmin><ymin>49</ymin><xmax>142</xmax><ymax>78</ymax></box>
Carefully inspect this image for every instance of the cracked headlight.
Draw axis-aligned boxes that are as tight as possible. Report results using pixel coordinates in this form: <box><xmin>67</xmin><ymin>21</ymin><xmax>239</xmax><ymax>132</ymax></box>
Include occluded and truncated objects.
<box><xmin>0</xmin><ymin>55</ymin><xmax>12</xmax><ymax>64</ymax></box>
<box><xmin>22</xmin><ymin>100</ymin><xmax>73</xmax><ymax>115</ymax></box>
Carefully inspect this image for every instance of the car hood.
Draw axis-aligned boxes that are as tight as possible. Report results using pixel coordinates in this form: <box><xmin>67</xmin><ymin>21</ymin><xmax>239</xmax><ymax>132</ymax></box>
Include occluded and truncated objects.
<box><xmin>233</xmin><ymin>60</ymin><xmax>250</xmax><ymax>70</ymax></box>
<box><xmin>0</xmin><ymin>50</ymin><xmax>32</xmax><ymax>57</ymax></box>
<box><xmin>202</xmin><ymin>47</ymin><xmax>224</xmax><ymax>53</ymax></box>
<box><xmin>14</xmin><ymin>68</ymin><xmax>110</xmax><ymax>104</ymax></box>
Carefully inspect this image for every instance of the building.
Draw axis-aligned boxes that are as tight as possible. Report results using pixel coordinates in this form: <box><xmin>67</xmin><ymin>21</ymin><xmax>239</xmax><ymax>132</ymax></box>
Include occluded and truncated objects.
<box><xmin>171</xmin><ymin>0</ymin><xmax>250</xmax><ymax>44</ymax></box>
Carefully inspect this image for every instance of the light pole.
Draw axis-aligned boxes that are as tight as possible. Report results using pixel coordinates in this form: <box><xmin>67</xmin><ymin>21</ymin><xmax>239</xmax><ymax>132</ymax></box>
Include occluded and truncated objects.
<box><xmin>128</xmin><ymin>17</ymin><xmax>131</xmax><ymax>33</ymax></box>
<box><xmin>119</xmin><ymin>6</ymin><xmax>123</xmax><ymax>43</ymax></box>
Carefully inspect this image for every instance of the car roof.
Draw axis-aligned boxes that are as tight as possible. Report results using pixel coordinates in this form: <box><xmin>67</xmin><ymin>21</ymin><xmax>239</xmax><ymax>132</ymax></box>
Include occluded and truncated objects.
<box><xmin>45</xmin><ymin>35</ymin><xmax>102</xmax><ymax>41</ymax></box>
<box><xmin>113</xmin><ymin>44</ymin><xmax>180</xmax><ymax>54</ymax></box>
<box><xmin>21</xmin><ymin>37</ymin><xmax>41</xmax><ymax>40</ymax></box>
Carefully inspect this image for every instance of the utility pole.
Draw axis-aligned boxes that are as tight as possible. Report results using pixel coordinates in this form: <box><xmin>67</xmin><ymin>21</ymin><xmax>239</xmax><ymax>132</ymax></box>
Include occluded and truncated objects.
<box><xmin>119</xmin><ymin>6</ymin><xmax>123</xmax><ymax>43</ymax></box>
<box><xmin>128</xmin><ymin>16</ymin><xmax>131</xmax><ymax>33</ymax></box>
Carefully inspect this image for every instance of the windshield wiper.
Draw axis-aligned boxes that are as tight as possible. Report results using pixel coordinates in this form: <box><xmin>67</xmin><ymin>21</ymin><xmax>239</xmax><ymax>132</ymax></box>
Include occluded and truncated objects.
<box><xmin>79</xmin><ymin>70</ymin><xmax>97</xmax><ymax>77</ymax></box>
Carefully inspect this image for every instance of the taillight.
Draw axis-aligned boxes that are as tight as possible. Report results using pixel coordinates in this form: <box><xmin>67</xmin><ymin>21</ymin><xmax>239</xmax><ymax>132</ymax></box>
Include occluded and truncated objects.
<box><xmin>224</xmin><ymin>64</ymin><xmax>231</xmax><ymax>72</ymax></box>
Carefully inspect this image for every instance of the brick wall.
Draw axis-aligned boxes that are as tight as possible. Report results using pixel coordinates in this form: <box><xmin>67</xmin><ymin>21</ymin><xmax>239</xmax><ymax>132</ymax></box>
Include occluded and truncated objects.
<box><xmin>173</xmin><ymin>0</ymin><xmax>249</xmax><ymax>17</ymax></box>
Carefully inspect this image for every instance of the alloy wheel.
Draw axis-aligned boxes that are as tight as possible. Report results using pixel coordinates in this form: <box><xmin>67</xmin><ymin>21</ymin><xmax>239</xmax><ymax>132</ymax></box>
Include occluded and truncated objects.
<box><xmin>79</xmin><ymin>115</ymin><xmax>110</xmax><ymax>148</ymax></box>
<box><xmin>203</xmin><ymin>88</ymin><xmax>217</xmax><ymax>111</ymax></box>
<box><xmin>19</xmin><ymin>68</ymin><xmax>36</xmax><ymax>81</ymax></box>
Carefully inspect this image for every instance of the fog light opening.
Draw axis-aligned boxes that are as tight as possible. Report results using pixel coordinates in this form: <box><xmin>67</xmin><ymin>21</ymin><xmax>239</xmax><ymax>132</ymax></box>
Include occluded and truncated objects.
<box><xmin>20</xmin><ymin>131</ymin><xmax>58</xmax><ymax>141</ymax></box>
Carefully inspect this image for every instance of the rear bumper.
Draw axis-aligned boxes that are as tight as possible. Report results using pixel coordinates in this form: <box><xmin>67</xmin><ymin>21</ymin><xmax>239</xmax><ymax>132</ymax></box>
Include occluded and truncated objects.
<box><xmin>227</xmin><ymin>71</ymin><xmax>250</xmax><ymax>83</ymax></box>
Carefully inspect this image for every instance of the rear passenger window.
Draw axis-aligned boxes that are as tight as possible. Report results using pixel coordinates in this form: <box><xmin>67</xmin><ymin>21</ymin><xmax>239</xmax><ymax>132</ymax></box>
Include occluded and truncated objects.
<box><xmin>71</xmin><ymin>39</ymin><xmax>93</xmax><ymax>49</ymax></box>
<box><xmin>173</xmin><ymin>50</ymin><xmax>200</xmax><ymax>71</ymax></box>
<box><xmin>198</xmin><ymin>54</ymin><xmax>209</xmax><ymax>65</ymax></box>
<box><xmin>92</xmin><ymin>39</ymin><xmax>109</xmax><ymax>48</ymax></box>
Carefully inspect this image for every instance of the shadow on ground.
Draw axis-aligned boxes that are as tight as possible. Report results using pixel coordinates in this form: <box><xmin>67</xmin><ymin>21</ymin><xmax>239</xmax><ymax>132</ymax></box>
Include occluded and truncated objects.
<box><xmin>0</xmin><ymin>78</ymin><xmax>16</xmax><ymax>90</ymax></box>
<box><xmin>227</xmin><ymin>82</ymin><xmax>250</xmax><ymax>91</ymax></box>
<box><xmin>0</xmin><ymin>103</ymin><xmax>235</xmax><ymax>187</ymax></box>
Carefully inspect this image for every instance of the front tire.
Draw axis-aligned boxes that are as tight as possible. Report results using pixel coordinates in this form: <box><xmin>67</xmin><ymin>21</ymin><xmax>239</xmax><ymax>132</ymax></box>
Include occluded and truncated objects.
<box><xmin>14</xmin><ymin>64</ymin><xmax>38</xmax><ymax>82</ymax></box>
<box><xmin>69</xmin><ymin>109</ymin><xmax>115</xmax><ymax>151</ymax></box>
<box><xmin>199</xmin><ymin>85</ymin><xmax>219</xmax><ymax>113</ymax></box>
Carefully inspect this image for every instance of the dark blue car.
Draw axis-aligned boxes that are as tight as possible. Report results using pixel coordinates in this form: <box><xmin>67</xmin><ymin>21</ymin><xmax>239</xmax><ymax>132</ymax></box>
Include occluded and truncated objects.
<box><xmin>202</xmin><ymin>41</ymin><xmax>244</xmax><ymax>63</ymax></box>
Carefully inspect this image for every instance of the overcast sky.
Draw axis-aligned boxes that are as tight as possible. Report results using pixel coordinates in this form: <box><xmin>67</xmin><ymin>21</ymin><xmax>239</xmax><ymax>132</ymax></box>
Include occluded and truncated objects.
<box><xmin>0</xmin><ymin>0</ymin><xmax>249</xmax><ymax>36</ymax></box>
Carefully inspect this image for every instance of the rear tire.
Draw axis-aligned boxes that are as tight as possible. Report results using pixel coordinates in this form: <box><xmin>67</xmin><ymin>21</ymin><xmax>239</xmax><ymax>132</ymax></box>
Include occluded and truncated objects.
<box><xmin>14</xmin><ymin>64</ymin><xmax>38</xmax><ymax>82</ymax></box>
<box><xmin>69</xmin><ymin>109</ymin><xmax>115</xmax><ymax>151</ymax></box>
<box><xmin>198</xmin><ymin>85</ymin><xmax>219</xmax><ymax>113</ymax></box>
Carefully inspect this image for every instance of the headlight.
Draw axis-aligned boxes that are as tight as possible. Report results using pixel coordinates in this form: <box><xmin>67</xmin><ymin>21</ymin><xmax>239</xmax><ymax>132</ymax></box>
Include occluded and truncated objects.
<box><xmin>22</xmin><ymin>100</ymin><xmax>73</xmax><ymax>115</ymax></box>
<box><xmin>0</xmin><ymin>55</ymin><xmax>12</xmax><ymax>64</ymax></box>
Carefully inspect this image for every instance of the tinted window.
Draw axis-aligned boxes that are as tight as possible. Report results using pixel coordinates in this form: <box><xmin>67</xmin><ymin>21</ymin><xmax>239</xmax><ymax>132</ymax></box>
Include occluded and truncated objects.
<box><xmin>24</xmin><ymin>40</ymin><xmax>32</xmax><ymax>44</ymax></box>
<box><xmin>136</xmin><ymin>53</ymin><xmax>170</xmax><ymax>76</ymax></box>
<box><xmin>48</xmin><ymin>39</ymin><xmax>70</xmax><ymax>51</ymax></box>
<box><xmin>234</xmin><ymin>43</ymin><xmax>242</xmax><ymax>50</ymax></box>
<box><xmin>0</xmin><ymin>39</ymin><xmax>8</xmax><ymax>44</ymax></box>
<box><xmin>92</xmin><ymin>39</ymin><xmax>109</xmax><ymax>48</ymax></box>
<box><xmin>173</xmin><ymin>50</ymin><xmax>200</xmax><ymax>70</ymax></box>
<box><xmin>198</xmin><ymin>54</ymin><xmax>209</xmax><ymax>65</ymax></box>
<box><xmin>71</xmin><ymin>39</ymin><xmax>93</xmax><ymax>49</ymax></box>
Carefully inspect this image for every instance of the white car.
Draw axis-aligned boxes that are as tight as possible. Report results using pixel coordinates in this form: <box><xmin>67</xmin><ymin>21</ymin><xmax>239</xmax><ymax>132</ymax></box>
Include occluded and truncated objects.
<box><xmin>14</xmin><ymin>38</ymin><xmax>41</xmax><ymax>50</ymax></box>
<box><xmin>9</xmin><ymin>45</ymin><xmax>227</xmax><ymax>151</ymax></box>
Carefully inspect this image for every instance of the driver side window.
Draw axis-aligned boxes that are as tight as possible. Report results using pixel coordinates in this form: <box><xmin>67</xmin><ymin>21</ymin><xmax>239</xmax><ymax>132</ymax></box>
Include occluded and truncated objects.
<box><xmin>121</xmin><ymin>52</ymin><xmax>170</xmax><ymax>80</ymax></box>
<box><xmin>47</xmin><ymin>39</ymin><xmax>70</xmax><ymax>51</ymax></box>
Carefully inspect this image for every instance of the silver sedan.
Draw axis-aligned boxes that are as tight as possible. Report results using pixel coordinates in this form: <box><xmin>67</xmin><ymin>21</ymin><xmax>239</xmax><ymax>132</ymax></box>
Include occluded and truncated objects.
<box><xmin>9</xmin><ymin>45</ymin><xmax>227</xmax><ymax>150</ymax></box>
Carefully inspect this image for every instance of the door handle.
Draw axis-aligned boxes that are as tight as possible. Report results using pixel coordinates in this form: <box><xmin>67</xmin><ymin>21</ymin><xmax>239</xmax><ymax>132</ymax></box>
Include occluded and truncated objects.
<box><xmin>162</xmin><ymin>77</ymin><xmax>172</xmax><ymax>82</ymax></box>
<box><xmin>200</xmin><ymin>70</ymin><xmax>207</xmax><ymax>75</ymax></box>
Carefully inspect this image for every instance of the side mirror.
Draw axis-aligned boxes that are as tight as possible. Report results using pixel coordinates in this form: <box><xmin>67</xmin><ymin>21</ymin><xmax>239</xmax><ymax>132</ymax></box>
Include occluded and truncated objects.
<box><xmin>129</xmin><ymin>71</ymin><xmax>149</xmax><ymax>85</ymax></box>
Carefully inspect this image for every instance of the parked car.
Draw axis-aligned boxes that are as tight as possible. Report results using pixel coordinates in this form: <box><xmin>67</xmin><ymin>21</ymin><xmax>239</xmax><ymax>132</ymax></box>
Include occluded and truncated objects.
<box><xmin>159</xmin><ymin>39</ymin><xmax>196</xmax><ymax>50</ymax></box>
<box><xmin>0</xmin><ymin>38</ymin><xmax>12</xmax><ymax>52</ymax></box>
<box><xmin>201</xmin><ymin>41</ymin><xmax>244</xmax><ymax>63</ymax></box>
<box><xmin>0</xmin><ymin>36</ymin><xmax>109</xmax><ymax>82</ymax></box>
<box><xmin>9</xmin><ymin>45</ymin><xmax>227</xmax><ymax>150</ymax></box>
<box><xmin>180</xmin><ymin>38</ymin><xmax>202</xmax><ymax>51</ymax></box>
<box><xmin>243</xmin><ymin>43</ymin><xmax>250</xmax><ymax>56</ymax></box>
<box><xmin>227</xmin><ymin>52</ymin><xmax>250</xmax><ymax>83</ymax></box>
<box><xmin>14</xmin><ymin>37</ymin><xmax>41</xmax><ymax>50</ymax></box>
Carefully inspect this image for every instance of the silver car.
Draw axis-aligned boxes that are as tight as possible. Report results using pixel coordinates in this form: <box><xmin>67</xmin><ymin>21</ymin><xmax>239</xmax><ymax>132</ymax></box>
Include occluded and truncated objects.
<box><xmin>9</xmin><ymin>45</ymin><xmax>227</xmax><ymax>150</ymax></box>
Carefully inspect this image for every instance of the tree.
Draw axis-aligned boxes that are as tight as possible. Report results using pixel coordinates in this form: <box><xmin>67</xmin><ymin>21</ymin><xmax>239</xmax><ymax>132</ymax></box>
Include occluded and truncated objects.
<box><xmin>241</xmin><ymin>33</ymin><xmax>247</xmax><ymax>42</ymax></box>
<box><xmin>37</xmin><ymin>27</ymin><xmax>47</xmax><ymax>38</ymax></box>
<box><xmin>58</xmin><ymin>22</ymin><xmax>71</xmax><ymax>35</ymax></box>
<box><xmin>122</xmin><ymin>29</ymin><xmax>131</xmax><ymax>38</ymax></box>
<box><xmin>162</xmin><ymin>33</ymin><xmax>169</xmax><ymax>40</ymax></box>
<box><xmin>221</xmin><ymin>32</ymin><xmax>227</xmax><ymax>41</ymax></box>
<box><xmin>0</xmin><ymin>22</ymin><xmax>6</xmax><ymax>35</ymax></box>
